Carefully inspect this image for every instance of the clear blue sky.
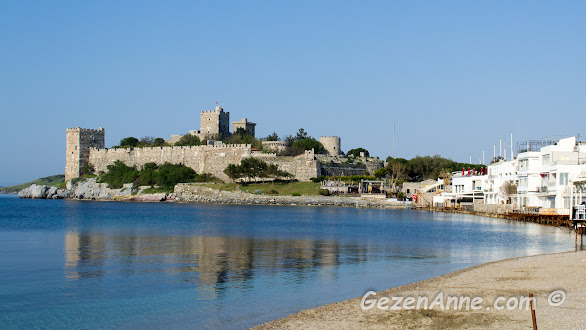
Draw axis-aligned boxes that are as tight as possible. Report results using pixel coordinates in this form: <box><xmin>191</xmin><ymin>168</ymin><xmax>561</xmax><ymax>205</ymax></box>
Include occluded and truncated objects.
<box><xmin>1</xmin><ymin>1</ymin><xmax>585</xmax><ymax>186</ymax></box>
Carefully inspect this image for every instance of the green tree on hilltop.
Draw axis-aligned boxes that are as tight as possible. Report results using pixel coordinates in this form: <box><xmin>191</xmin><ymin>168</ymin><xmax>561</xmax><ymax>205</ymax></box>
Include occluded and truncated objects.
<box><xmin>118</xmin><ymin>137</ymin><xmax>139</xmax><ymax>148</ymax></box>
<box><xmin>153</xmin><ymin>138</ymin><xmax>166</xmax><ymax>147</ymax></box>
<box><xmin>347</xmin><ymin>148</ymin><xmax>369</xmax><ymax>158</ymax></box>
<box><xmin>174</xmin><ymin>134</ymin><xmax>201</xmax><ymax>146</ymax></box>
<box><xmin>291</xmin><ymin>137</ymin><xmax>323</xmax><ymax>154</ymax></box>
<box><xmin>265</xmin><ymin>132</ymin><xmax>280</xmax><ymax>141</ymax></box>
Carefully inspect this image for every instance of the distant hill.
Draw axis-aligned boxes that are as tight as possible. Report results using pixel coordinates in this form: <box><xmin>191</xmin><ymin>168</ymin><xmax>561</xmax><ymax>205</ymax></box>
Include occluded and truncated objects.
<box><xmin>0</xmin><ymin>175</ymin><xmax>65</xmax><ymax>194</ymax></box>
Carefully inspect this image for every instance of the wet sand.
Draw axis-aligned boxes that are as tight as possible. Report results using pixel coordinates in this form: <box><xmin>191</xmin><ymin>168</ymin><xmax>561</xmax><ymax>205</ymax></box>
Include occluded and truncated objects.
<box><xmin>256</xmin><ymin>250</ymin><xmax>586</xmax><ymax>329</ymax></box>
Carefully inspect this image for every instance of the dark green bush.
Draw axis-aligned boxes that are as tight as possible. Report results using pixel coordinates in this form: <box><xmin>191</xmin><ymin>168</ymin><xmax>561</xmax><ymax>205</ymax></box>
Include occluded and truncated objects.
<box><xmin>81</xmin><ymin>163</ymin><xmax>95</xmax><ymax>175</ymax></box>
<box><xmin>291</xmin><ymin>192</ymin><xmax>301</xmax><ymax>196</ymax></box>
<box><xmin>100</xmin><ymin>160</ymin><xmax>139</xmax><ymax>188</ymax></box>
<box><xmin>119</xmin><ymin>137</ymin><xmax>139</xmax><ymax>148</ymax></box>
<box><xmin>319</xmin><ymin>189</ymin><xmax>331</xmax><ymax>196</ymax></box>
<box><xmin>193</xmin><ymin>173</ymin><xmax>217</xmax><ymax>182</ymax></box>
<box><xmin>100</xmin><ymin>161</ymin><xmax>197</xmax><ymax>191</ymax></box>
<box><xmin>291</xmin><ymin>137</ymin><xmax>324</xmax><ymax>154</ymax></box>
<box><xmin>310</xmin><ymin>175</ymin><xmax>327</xmax><ymax>183</ymax></box>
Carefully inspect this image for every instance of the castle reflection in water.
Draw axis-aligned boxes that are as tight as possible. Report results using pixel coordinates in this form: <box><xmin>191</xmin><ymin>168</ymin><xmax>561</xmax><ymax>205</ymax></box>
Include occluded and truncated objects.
<box><xmin>63</xmin><ymin>231</ymin><xmax>375</xmax><ymax>296</ymax></box>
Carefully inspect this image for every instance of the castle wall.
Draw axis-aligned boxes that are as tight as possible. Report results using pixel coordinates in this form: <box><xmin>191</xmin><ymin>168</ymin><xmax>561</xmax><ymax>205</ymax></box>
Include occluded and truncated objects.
<box><xmin>365</xmin><ymin>161</ymin><xmax>384</xmax><ymax>175</ymax></box>
<box><xmin>66</xmin><ymin>127</ymin><xmax>105</xmax><ymax>181</ymax></box>
<box><xmin>261</xmin><ymin>141</ymin><xmax>289</xmax><ymax>153</ymax></box>
<box><xmin>319</xmin><ymin>163</ymin><xmax>368</xmax><ymax>177</ymax></box>
<box><xmin>89</xmin><ymin>144</ymin><xmax>252</xmax><ymax>182</ymax></box>
<box><xmin>252</xmin><ymin>150</ymin><xmax>320</xmax><ymax>181</ymax></box>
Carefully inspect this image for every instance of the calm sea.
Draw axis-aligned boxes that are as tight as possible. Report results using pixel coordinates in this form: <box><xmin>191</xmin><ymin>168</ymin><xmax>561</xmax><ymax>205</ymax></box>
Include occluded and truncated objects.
<box><xmin>0</xmin><ymin>195</ymin><xmax>575</xmax><ymax>329</ymax></box>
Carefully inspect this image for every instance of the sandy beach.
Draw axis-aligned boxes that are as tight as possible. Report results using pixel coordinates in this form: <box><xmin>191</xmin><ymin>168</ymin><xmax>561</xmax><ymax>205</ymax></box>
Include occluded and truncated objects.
<box><xmin>256</xmin><ymin>250</ymin><xmax>586</xmax><ymax>329</ymax></box>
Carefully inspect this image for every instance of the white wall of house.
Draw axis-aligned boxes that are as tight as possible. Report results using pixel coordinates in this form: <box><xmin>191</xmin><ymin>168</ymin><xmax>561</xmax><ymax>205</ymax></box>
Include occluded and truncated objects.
<box><xmin>452</xmin><ymin>174</ymin><xmax>487</xmax><ymax>194</ymax></box>
<box><xmin>516</xmin><ymin>151</ymin><xmax>542</xmax><ymax>207</ymax></box>
<box><xmin>485</xmin><ymin>159</ymin><xmax>517</xmax><ymax>204</ymax></box>
<box><xmin>516</xmin><ymin>137</ymin><xmax>586</xmax><ymax>210</ymax></box>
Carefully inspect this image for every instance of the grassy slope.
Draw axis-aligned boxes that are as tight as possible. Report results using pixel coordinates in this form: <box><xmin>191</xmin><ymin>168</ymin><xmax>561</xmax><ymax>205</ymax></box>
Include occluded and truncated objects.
<box><xmin>206</xmin><ymin>181</ymin><xmax>321</xmax><ymax>196</ymax></box>
<box><xmin>0</xmin><ymin>175</ymin><xmax>65</xmax><ymax>194</ymax></box>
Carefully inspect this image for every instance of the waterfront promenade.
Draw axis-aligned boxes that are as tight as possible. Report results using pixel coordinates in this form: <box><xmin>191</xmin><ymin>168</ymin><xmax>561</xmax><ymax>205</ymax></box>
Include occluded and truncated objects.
<box><xmin>257</xmin><ymin>250</ymin><xmax>586</xmax><ymax>329</ymax></box>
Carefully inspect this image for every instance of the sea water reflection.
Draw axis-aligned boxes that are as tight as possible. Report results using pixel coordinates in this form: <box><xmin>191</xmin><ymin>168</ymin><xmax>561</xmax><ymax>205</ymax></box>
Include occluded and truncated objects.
<box><xmin>63</xmin><ymin>231</ymin><xmax>446</xmax><ymax>290</ymax></box>
<box><xmin>0</xmin><ymin>197</ymin><xmax>576</xmax><ymax>328</ymax></box>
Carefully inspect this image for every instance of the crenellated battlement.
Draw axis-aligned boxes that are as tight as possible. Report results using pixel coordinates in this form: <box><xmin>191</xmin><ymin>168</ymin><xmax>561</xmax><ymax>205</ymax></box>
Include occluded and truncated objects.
<box><xmin>66</xmin><ymin>126</ymin><xmax>105</xmax><ymax>133</ymax></box>
<box><xmin>89</xmin><ymin>143</ymin><xmax>252</xmax><ymax>154</ymax></box>
<box><xmin>252</xmin><ymin>152</ymin><xmax>278</xmax><ymax>158</ymax></box>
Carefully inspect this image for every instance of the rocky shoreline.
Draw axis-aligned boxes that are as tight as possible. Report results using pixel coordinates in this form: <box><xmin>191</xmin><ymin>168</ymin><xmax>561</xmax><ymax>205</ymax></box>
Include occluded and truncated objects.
<box><xmin>173</xmin><ymin>183</ymin><xmax>408</xmax><ymax>208</ymax></box>
<box><xmin>17</xmin><ymin>180</ymin><xmax>409</xmax><ymax>209</ymax></box>
<box><xmin>18</xmin><ymin>178</ymin><xmax>173</xmax><ymax>202</ymax></box>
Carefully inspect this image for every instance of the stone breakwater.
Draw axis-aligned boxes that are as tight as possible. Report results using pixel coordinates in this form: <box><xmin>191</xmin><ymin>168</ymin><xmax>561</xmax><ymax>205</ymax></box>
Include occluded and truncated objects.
<box><xmin>174</xmin><ymin>183</ymin><xmax>407</xmax><ymax>209</ymax></box>
<box><xmin>18</xmin><ymin>178</ymin><xmax>172</xmax><ymax>202</ymax></box>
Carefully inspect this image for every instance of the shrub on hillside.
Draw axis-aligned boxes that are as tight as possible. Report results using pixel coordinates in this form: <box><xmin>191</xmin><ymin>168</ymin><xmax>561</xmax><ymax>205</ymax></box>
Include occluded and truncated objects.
<box><xmin>99</xmin><ymin>161</ymin><xmax>198</xmax><ymax>190</ymax></box>
<box><xmin>193</xmin><ymin>173</ymin><xmax>217</xmax><ymax>182</ymax></box>
<box><xmin>81</xmin><ymin>163</ymin><xmax>95</xmax><ymax>175</ymax></box>
<box><xmin>310</xmin><ymin>175</ymin><xmax>327</xmax><ymax>183</ymax></box>
<box><xmin>100</xmin><ymin>161</ymin><xmax>140</xmax><ymax>188</ymax></box>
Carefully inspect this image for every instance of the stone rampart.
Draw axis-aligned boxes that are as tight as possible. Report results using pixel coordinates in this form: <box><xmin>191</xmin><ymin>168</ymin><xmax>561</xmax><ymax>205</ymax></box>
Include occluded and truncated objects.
<box><xmin>88</xmin><ymin>144</ymin><xmax>320</xmax><ymax>182</ymax></box>
<box><xmin>90</xmin><ymin>144</ymin><xmax>252</xmax><ymax>182</ymax></box>
<box><xmin>320</xmin><ymin>163</ymin><xmax>368</xmax><ymax>177</ymax></box>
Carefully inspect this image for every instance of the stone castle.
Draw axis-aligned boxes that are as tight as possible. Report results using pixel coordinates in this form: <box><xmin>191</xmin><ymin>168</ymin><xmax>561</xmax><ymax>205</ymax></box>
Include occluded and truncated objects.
<box><xmin>65</xmin><ymin>105</ymin><xmax>383</xmax><ymax>182</ymax></box>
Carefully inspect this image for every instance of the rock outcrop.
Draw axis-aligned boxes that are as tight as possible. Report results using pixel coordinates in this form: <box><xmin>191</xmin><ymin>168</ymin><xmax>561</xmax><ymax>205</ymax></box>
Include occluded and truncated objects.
<box><xmin>19</xmin><ymin>184</ymin><xmax>70</xmax><ymax>199</ymax></box>
<box><xmin>18</xmin><ymin>178</ymin><xmax>172</xmax><ymax>202</ymax></box>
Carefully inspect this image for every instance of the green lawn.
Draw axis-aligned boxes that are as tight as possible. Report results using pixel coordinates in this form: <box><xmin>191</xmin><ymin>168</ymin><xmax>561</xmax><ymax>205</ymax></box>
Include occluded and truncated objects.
<box><xmin>0</xmin><ymin>175</ymin><xmax>65</xmax><ymax>194</ymax></box>
<box><xmin>206</xmin><ymin>181</ymin><xmax>321</xmax><ymax>196</ymax></box>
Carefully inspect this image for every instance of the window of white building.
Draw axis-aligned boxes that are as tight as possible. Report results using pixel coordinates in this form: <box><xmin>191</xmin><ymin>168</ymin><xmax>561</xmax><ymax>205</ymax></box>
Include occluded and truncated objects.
<box><xmin>559</xmin><ymin>173</ymin><xmax>569</xmax><ymax>186</ymax></box>
<box><xmin>519</xmin><ymin>177</ymin><xmax>528</xmax><ymax>188</ymax></box>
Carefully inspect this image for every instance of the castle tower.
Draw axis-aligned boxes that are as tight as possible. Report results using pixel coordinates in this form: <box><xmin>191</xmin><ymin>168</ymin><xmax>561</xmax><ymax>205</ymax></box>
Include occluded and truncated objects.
<box><xmin>200</xmin><ymin>106</ymin><xmax>230</xmax><ymax>139</ymax></box>
<box><xmin>319</xmin><ymin>136</ymin><xmax>341</xmax><ymax>156</ymax></box>
<box><xmin>232</xmin><ymin>118</ymin><xmax>256</xmax><ymax>137</ymax></box>
<box><xmin>65</xmin><ymin>127</ymin><xmax>105</xmax><ymax>181</ymax></box>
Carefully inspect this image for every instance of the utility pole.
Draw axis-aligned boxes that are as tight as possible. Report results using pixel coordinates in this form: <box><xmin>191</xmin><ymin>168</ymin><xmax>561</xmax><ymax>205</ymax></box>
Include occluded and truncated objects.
<box><xmin>483</xmin><ymin>150</ymin><xmax>485</xmax><ymax>165</ymax></box>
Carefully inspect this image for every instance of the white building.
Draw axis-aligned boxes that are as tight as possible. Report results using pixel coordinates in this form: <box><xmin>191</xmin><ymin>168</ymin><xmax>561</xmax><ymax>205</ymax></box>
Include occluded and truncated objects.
<box><xmin>437</xmin><ymin>170</ymin><xmax>487</xmax><ymax>206</ymax></box>
<box><xmin>484</xmin><ymin>159</ymin><xmax>518</xmax><ymax>205</ymax></box>
<box><xmin>516</xmin><ymin>137</ymin><xmax>586</xmax><ymax>210</ymax></box>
